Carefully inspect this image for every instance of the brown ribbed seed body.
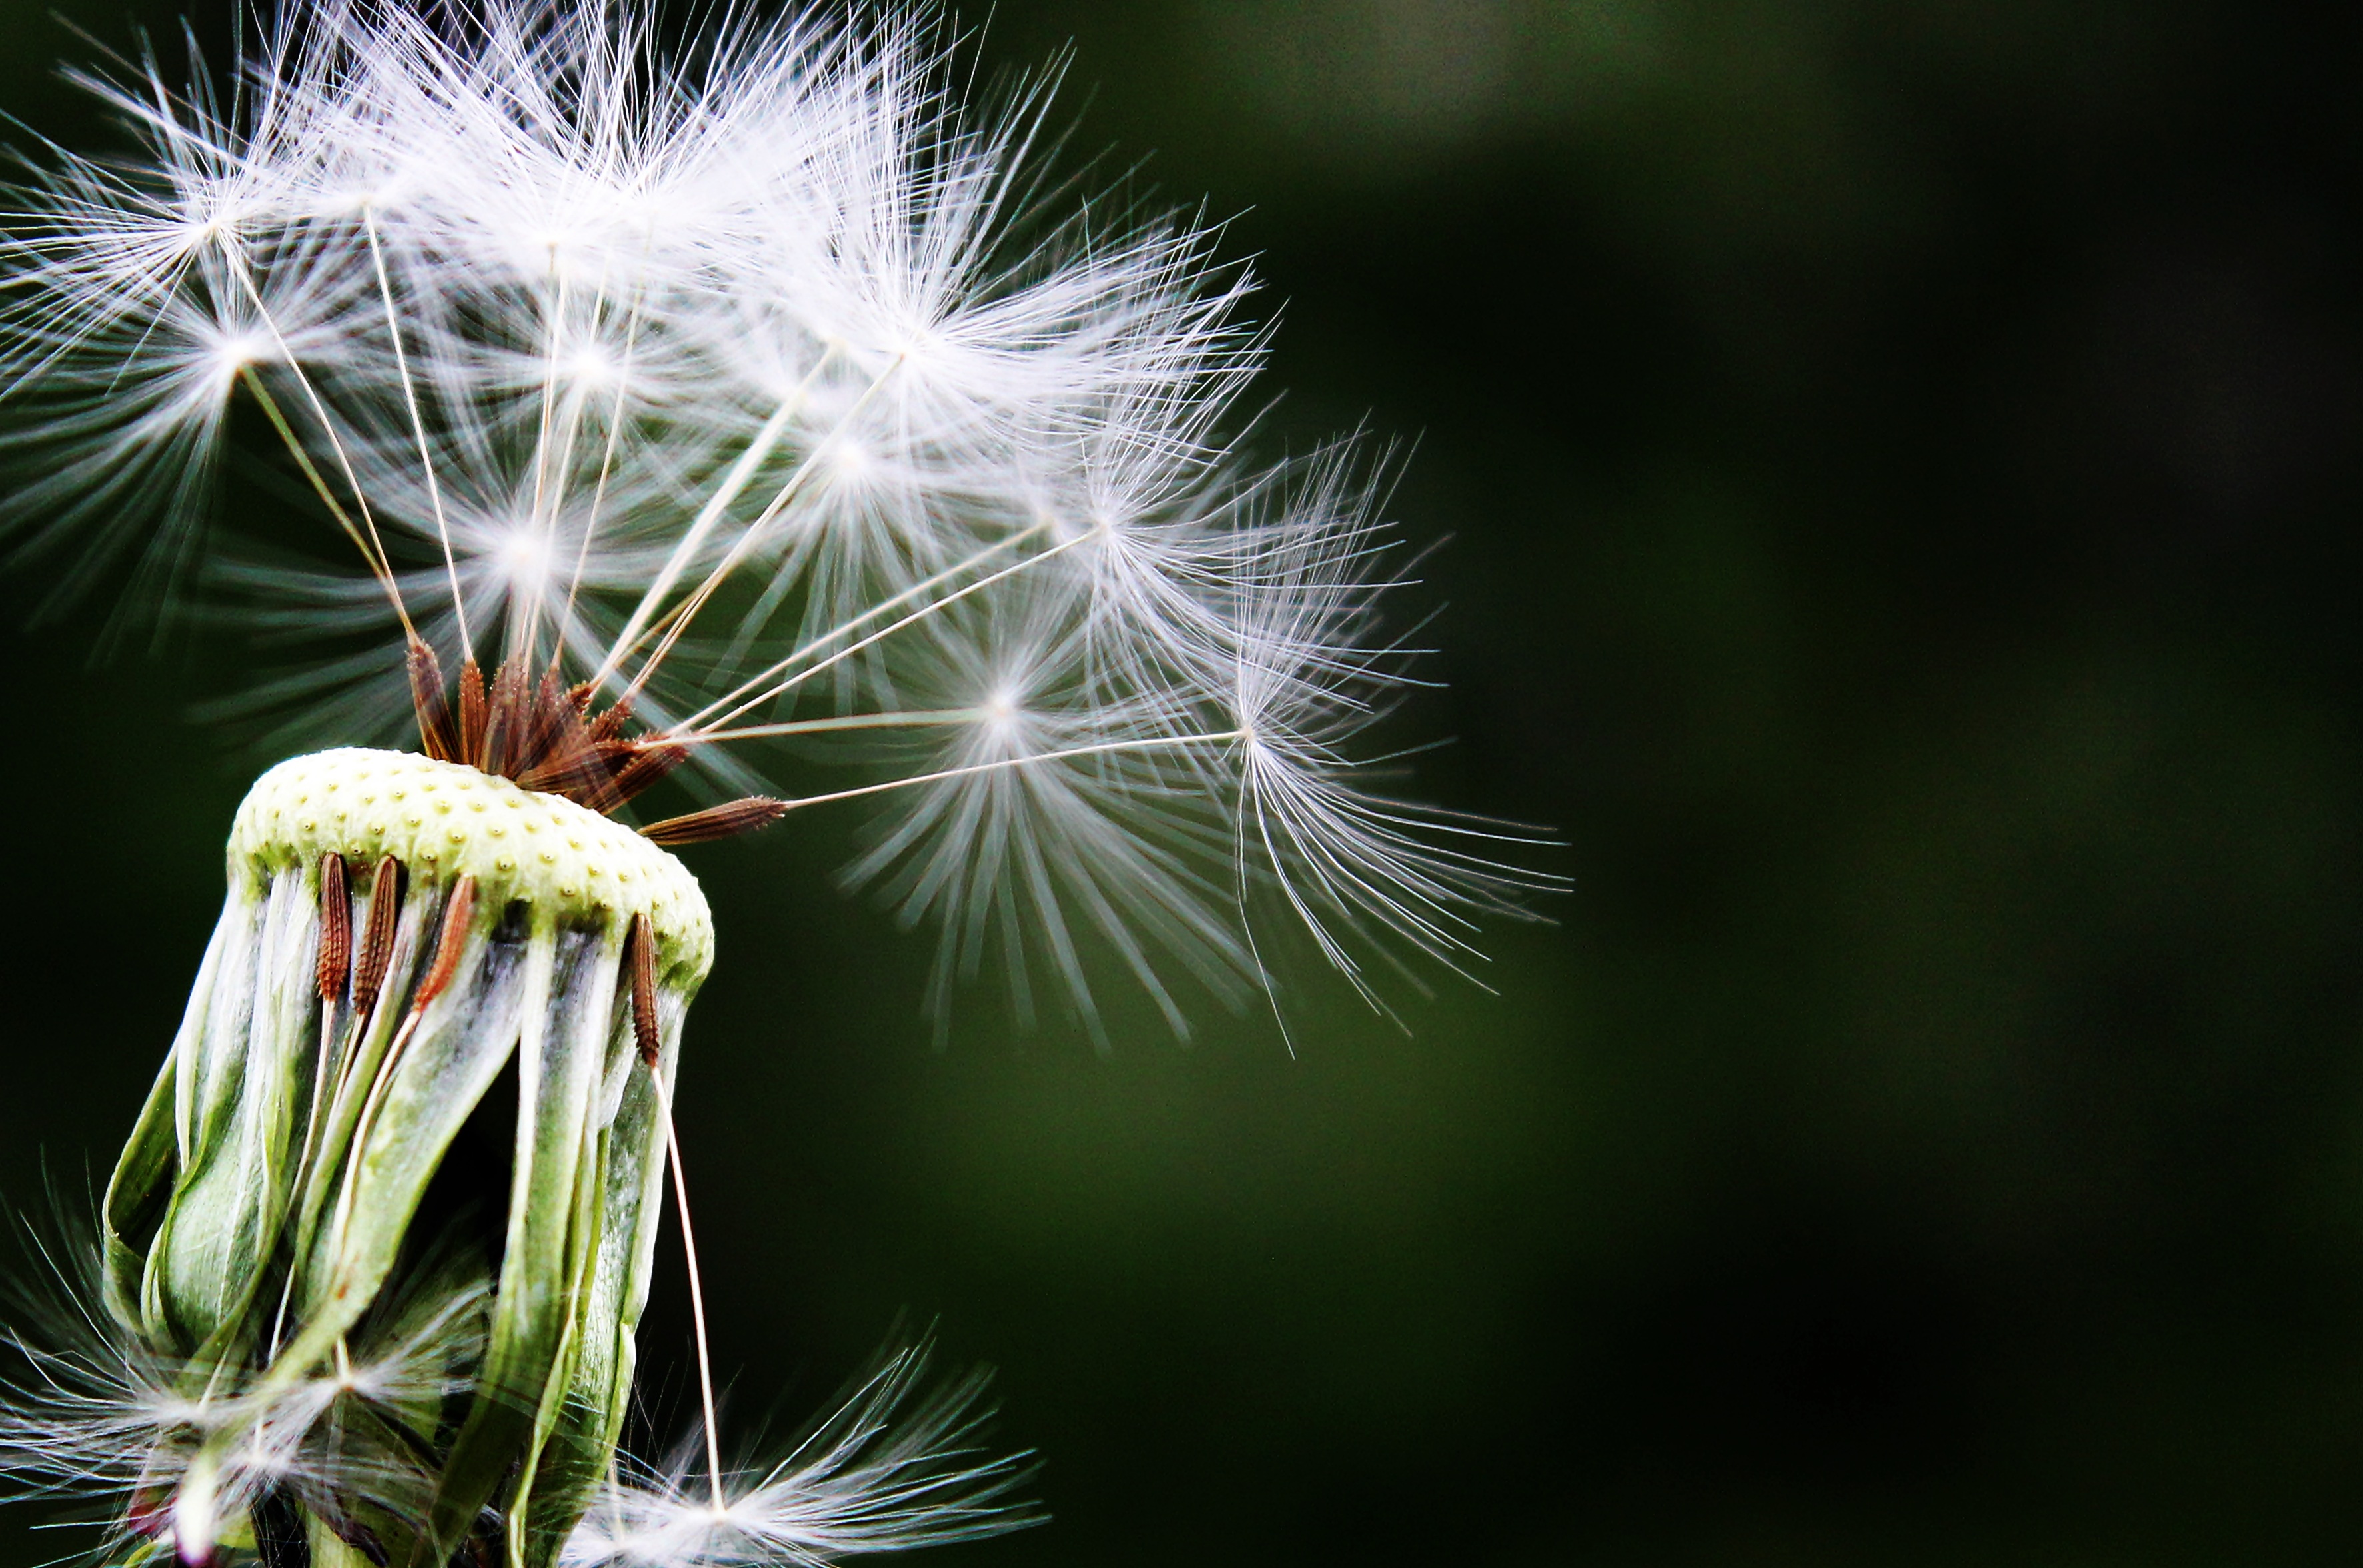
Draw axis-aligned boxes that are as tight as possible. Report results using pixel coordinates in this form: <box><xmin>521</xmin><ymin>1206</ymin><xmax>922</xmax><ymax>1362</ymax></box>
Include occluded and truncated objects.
<box><xmin>100</xmin><ymin>750</ymin><xmax>714</xmax><ymax>1568</ymax></box>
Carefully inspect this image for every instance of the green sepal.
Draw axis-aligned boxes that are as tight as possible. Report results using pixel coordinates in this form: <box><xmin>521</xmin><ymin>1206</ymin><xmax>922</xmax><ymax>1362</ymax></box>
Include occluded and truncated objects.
<box><xmin>155</xmin><ymin>868</ymin><xmax>323</xmax><ymax>1350</ymax></box>
<box><xmin>516</xmin><ymin>980</ymin><xmax>688</xmax><ymax>1568</ymax></box>
<box><xmin>101</xmin><ymin>1048</ymin><xmax>180</xmax><ymax>1338</ymax></box>
<box><xmin>426</xmin><ymin>921</ymin><xmax>612</xmax><ymax>1562</ymax></box>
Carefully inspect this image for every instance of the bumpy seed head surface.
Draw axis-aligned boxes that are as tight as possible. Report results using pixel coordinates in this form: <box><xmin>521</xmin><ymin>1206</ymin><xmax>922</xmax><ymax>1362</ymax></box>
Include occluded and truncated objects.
<box><xmin>230</xmin><ymin>748</ymin><xmax>714</xmax><ymax>983</ymax></box>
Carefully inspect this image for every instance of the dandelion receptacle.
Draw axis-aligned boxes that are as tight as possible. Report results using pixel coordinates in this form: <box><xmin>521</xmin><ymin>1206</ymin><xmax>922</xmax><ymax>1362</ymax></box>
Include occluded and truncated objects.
<box><xmin>0</xmin><ymin>3</ymin><xmax>1553</xmax><ymax>1565</ymax></box>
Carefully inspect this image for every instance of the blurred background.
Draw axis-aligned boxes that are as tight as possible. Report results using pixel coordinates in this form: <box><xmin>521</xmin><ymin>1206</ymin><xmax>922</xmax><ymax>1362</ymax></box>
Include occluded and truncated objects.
<box><xmin>4</xmin><ymin>1</ymin><xmax>2362</xmax><ymax>1561</ymax></box>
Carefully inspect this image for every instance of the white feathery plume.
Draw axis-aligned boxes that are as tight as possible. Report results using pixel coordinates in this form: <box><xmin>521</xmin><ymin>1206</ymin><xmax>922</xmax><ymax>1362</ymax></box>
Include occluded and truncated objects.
<box><xmin>839</xmin><ymin>600</ymin><xmax>1259</xmax><ymax>1040</ymax></box>
<box><xmin>1221</xmin><ymin>451</ymin><xmax>1555</xmax><ymax>1009</ymax></box>
<box><xmin>564</xmin><ymin>1337</ymin><xmax>1037</xmax><ymax>1568</ymax></box>
<box><xmin>1</xmin><ymin>0</ymin><xmax>1550</xmax><ymax>1032</ymax></box>
<box><xmin>0</xmin><ymin>1213</ymin><xmax>490</xmax><ymax>1561</ymax></box>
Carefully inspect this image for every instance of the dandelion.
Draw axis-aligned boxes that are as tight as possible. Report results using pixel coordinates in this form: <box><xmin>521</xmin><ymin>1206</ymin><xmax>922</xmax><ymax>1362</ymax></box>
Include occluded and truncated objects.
<box><xmin>0</xmin><ymin>3</ymin><xmax>1556</xmax><ymax>1566</ymax></box>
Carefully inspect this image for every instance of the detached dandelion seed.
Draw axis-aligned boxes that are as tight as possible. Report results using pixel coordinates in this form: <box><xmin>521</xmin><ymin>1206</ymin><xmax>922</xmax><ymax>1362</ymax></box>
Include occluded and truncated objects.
<box><xmin>0</xmin><ymin>2</ymin><xmax>1559</xmax><ymax>1566</ymax></box>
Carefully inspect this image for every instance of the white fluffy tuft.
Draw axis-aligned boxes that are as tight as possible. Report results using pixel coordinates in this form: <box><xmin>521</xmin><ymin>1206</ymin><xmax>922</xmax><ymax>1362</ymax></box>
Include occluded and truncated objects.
<box><xmin>564</xmin><ymin>1337</ymin><xmax>1038</xmax><ymax>1568</ymax></box>
<box><xmin>0</xmin><ymin>0</ymin><xmax>1556</xmax><ymax>1034</ymax></box>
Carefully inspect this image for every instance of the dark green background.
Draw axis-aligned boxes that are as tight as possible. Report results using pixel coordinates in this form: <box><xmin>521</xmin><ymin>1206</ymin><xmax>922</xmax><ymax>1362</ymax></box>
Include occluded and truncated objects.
<box><xmin>6</xmin><ymin>1</ymin><xmax>2363</xmax><ymax>1561</ymax></box>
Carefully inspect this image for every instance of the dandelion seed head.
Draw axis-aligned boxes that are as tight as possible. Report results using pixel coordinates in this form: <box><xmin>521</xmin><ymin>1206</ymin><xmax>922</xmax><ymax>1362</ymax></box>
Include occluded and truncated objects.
<box><xmin>0</xmin><ymin>11</ymin><xmax>1568</xmax><ymax>1561</ymax></box>
<box><xmin>0</xmin><ymin>0</ymin><xmax>1555</xmax><ymax>1037</ymax></box>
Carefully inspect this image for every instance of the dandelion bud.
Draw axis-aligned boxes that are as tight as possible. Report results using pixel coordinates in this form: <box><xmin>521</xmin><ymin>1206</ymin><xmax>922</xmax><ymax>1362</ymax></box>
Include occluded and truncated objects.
<box><xmin>101</xmin><ymin>747</ymin><xmax>712</xmax><ymax>1568</ymax></box>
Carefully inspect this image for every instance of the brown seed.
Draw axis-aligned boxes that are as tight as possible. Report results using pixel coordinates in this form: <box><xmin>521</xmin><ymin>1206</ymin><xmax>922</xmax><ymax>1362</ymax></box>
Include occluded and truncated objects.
<box><xmin>457</xmin><ymin>660</ymin><xmax>488</xmax><ymax>766</ymax></box>
<box><xmin>512</xmin><ymin>669</ymin><xmax>572</xmax><ymax>778</ymax></box>
<box><xmin>605</xmin><ymin>740</ymin><xmax>690</xmax><ymax>808</ymax></box>
<box><xmin>406</xmin><ymin>637</ymin><xmax>457</xmax><ymax>761</ymax></box>
<box><xmin>315</xmin><ymin>852</ymin><xmax>351</xmax><ymax>1002</ymax></box>
<box><xmin>480</xmin><ymin>655</ymin><xmax>529</xmax><ymax>776</ymax></box>
<box><xmin>351</xmin><ymin>857</ymin><xmax>404</xmax><ymax>1020</ymax></box>
<box><xmin>516</xmin><ymin>737</ymin><xmax>632</xmax><ymax>806</ymax></box>
<box><xmin>587</xmin><ymin>691</ymin><xmax>637</xmax><ymax>744</ymax></box>
<box><xmin>628</xmin><ymin>912</ymin><xmax>660</xmax><ymax>1066</ymax></box>
<box><xmin>639</xmin><ymin>797</ymin><xmax>791</xmax><ymax>845</ymax></box>
<box><xmin>413</xmin><ymin>877</ymin><xmax>476</xmax><ymax>1010</ymax></box>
